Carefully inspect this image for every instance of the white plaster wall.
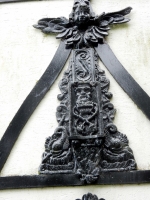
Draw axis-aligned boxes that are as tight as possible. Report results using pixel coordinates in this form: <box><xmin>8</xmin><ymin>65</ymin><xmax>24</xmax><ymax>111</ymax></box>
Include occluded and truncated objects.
<box><xmin>0</xmin><ymin>0</ymin><xmax>150</xmax><ymax>199</ymax></box>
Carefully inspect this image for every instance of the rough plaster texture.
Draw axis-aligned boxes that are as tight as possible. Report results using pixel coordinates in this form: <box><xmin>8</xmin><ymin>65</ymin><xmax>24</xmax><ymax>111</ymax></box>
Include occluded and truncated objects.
<box><xmin>0</xmin><ymin>0</ymin><xmax>150</xmax><ymax>199</ymax></box>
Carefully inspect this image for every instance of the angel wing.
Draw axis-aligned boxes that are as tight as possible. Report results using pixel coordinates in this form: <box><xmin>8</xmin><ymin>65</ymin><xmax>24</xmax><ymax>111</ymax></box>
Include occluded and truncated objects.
<box><xmin>33</xmin><ymin>7</ymin><xmax>132</xmax><ymax>47</ymax></box>
<box><xmin>33</xmin><ymin>17</ymin><xmax>81</xmax><ymax>47</ymax></box>
<box><xmin>33</xmin><ymin>17</ymin><xmax>70</xmax><ymax>34</ymax></box>
<box><xmin>83</xmin><ymin>7</ymin><xmax>132</xmax><ymax>46</ymax></box>
<box><xmin>102</xmin><ymin>6</ymin><xmax>132</xmax><ymax>24</ymax></box>
<box><xmin>93</xmin><ymin>7</ymin><xmax>132</xmax><ymax>35</ymax></box>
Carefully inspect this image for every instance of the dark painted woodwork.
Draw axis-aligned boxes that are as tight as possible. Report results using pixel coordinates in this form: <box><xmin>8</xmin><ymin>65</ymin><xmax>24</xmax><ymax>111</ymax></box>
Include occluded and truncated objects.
<box><xmin>34</xmin><ymin>0</ymin><xmax>136</xmax><ymax>183</ymax></box>
<box><xmin>38</xmin><ymin>48</ymin><xmax>136</xmax><ymax>183</ymax></box>
<box><xmin>0</xmin><ymin>170</ymin><xmax>150</xmax><ymax>190</ymax></box>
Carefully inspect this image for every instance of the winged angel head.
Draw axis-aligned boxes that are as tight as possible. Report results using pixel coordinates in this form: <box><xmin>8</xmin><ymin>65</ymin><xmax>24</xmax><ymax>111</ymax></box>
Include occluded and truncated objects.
<box><xmin>33</xmin><ymin>0</ymin><xmax>132</xmax><ymax>48</ymax></box>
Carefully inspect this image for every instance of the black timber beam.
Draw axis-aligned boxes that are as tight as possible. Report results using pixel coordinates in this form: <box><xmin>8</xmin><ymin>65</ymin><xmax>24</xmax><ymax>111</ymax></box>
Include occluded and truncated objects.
<box><xmin>0</xmin><ymin>170</ymin><xmax>150</xmax><ymax>190</ymax></box>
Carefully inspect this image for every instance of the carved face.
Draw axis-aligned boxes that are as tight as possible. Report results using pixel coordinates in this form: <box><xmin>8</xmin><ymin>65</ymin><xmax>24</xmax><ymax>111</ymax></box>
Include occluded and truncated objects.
<box><xmin>74</xmin><ymin>6</ymin><xmax>90</xmax><ymax>25</ymax></box>
<box><xmin>72</xmin><ymin>0</ymin><xmax>91</xmax><ymax>25</ymax></box>
<box><xmin>75</xmin><ymin>83</ymin><xmax>92</xmax><ymax>102</ymax></box>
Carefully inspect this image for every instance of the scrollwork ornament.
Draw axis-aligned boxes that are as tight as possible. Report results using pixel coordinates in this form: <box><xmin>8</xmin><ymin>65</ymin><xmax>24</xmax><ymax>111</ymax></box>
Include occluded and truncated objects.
<box><xmin>35</xmin><ymin>0</ymin><xmax>137</xmax><ymax>184</ymax></box>
<box><xmin>38</xmin><ymin>48</ymin><xmax>137</xmax><ymax>183</ymax></box>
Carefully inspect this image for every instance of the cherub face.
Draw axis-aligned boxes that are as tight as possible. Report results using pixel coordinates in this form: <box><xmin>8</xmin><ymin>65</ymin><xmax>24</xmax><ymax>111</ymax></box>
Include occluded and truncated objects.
<box><xmin>75</xmin><ymin>84</ymin><xmax>92</xmax><ymax>102</ymax></box>
<box><xmin>74</xmin><ymin>6</ymin><xmax>90</xmax><ymax>25</ymax></box>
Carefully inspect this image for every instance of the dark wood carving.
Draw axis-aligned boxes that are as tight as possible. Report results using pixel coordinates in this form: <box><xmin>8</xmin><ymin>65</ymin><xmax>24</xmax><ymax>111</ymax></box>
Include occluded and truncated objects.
<box><xmin>1</xmin><ymin>170</ymin><xmax>150</xmax><ymax>190</ymax></box>
<box><xmin>33</xmin><ymin>2</ymin><xmax>132</xmax><ymax>49</ymax></box>
<box><xmin>38</xmin><ymin>48</ymin><xmax>136</xmax><ymax>184</ymax></box>
<box><xmin>1</xmin><ymin>0</ymin><xmax>150</xmax><ymax>190</ymax></box>
<box><xmin>33</xmin><ymin>0</ymin><xmax>137</xmax><ymax>184</ymax></box>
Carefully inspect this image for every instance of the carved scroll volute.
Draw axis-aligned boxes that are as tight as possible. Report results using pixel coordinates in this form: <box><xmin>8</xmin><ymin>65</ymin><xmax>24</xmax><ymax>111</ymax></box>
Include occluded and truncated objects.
<box><xmin>69</xmin><ymin>49</ymin><xmax>104</xmax><ymax>140</ymax></box>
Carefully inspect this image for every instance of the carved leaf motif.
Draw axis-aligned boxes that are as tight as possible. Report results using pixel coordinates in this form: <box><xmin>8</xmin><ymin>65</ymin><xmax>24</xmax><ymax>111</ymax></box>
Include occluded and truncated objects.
<box><xmin>64</xmin><ymin>32</ymin><xmax>81</xmax><ymax>46</ymax></box>
<box><xmin>92</xmin><ymin>28</ymin><xmax>104</xmax><ymax>40</ymax></box>
<box><xmin>84</xmin><ymin>30</ymin><xmax>98</xmax><ymax>45</ymax></box>
<box><xmin>118</xmin><ymin>132</ymin><xmax>128</xmax><ymax>144</ymax></box>
<box><xmin>113</xmin><ymin>18</ymin><xmax>130</xmax><ymax>24</ymax></box>
<box><xmin>73</xmin><ymin>33</ymin><xmax>81</xmax><ymax>42</ymax></box>
<box><xmin>66</xmin><ymin>37</ymin><xmax>74</xmax><ymax>45</ymax></box>
<box><xmin>99</xmin><ymin>27</ymin><xmax>110</xmax><ymax>31</ymax></box>
<box><xmin>67</xmin><ymin>29</ymin><xmax>73</xmax><ymax>38</ymax></box>
<box><xmin>56</xmin><ymin>29</ymin><xmax>71</xmax><ymax>39</ymax></box>
<box><xmin>94</xmin><ymin>27</ymin><xmax>108</xmax><ymax>36</ymax></box>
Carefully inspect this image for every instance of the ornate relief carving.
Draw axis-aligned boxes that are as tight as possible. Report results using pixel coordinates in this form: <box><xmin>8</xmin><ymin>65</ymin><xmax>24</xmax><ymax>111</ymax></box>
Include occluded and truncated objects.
<box><xmin>39</xmin><ymin>127</ymin><xmax>74</xmax><ymax>173</ymax></box>
<box><xmin>33</xmin><ymin>0</ymin><xmax>137</xmax><ymax>184</ymax></box>
<box><xmin>33</xmin><ymin>0</ymin><xmax>132</xmax><ymax>48</ymax></box>
<box><xmin>73</xmin><ymin>139</ymin><xmax>102</xmax><ymax>183</ymax></box>
<box><xmin>73</xmin><ymin>50</ymin><xmax>94</xmax><ymax>81</ymax></box>
<box><xmin>101</xmin><ymin>124</ymin><xmax>136</xmax><ymax>171</ymax></box>
<box><xmin>1</xmin><ymin>0</ymin><xmax>150</xmax><ymax>190</ymax></box>
<box><xmin>39</xmin><ymin>48</ymin><xmax>136</xmax><ymax>183</ymax></box>
<box><xmin>73</xmin><ymin>83</ymin><xmax>98</xmax><ymax>135</ymax></box>
<box><xmin>70</xmin><ymin>82</ymin><xmax>103</xmax><ymax>139</ymax></box>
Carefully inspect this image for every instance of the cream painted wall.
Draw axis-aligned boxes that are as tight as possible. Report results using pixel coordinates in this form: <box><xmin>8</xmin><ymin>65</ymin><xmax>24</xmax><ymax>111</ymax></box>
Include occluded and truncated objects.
<box><xmin>0</xmin><ymin>0</ymin><xmax>150</xmax><ymax>199</ymax></box>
